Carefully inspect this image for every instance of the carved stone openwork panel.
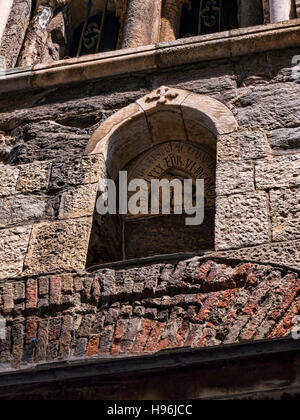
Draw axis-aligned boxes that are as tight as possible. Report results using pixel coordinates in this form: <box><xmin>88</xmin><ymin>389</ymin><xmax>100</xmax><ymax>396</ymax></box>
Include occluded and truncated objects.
<box><xmin>70</xmin><ymin>0</ymin><xmax>121</xmax><ymax>57</ymax></box>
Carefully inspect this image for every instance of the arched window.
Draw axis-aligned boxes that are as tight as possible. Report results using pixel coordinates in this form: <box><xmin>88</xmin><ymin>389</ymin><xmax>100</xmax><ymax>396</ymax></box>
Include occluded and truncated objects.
<box><xmin>85</xmin><ymin>88</ymin><xmax>238</xmax><ymax>266</ymax></box>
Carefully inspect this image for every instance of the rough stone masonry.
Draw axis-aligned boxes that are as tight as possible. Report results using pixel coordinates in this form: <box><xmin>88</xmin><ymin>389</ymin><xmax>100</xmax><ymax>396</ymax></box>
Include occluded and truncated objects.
<box><xmin>0</xmin><ymin>4</ymin><xmax>299</xmax><ymax>376</ymax></box>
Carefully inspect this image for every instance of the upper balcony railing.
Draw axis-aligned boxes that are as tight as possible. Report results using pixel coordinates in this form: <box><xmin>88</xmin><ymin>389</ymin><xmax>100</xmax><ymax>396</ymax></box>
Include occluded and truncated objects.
<box><xmin>0</xmin><ymin>0</ymin><xmax>299</xmax><ymax>69</ymax></box>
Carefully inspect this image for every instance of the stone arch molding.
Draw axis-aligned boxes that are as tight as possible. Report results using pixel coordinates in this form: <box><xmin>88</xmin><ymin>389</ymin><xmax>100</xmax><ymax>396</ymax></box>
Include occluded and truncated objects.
<box><xmin>85</xmin><ymin>87</ymin><xmax>238</xmax><ymax>179</ymax></box>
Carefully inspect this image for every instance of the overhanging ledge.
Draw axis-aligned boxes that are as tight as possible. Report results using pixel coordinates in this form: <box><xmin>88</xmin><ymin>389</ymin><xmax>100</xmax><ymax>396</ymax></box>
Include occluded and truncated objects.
<box><xmin>0</xmin><ymin>20</ymin><xmax>300</xmax><ymax>94</ymax></box>
<box><xmin>0</xmin><ymin>337</ymin><xmax>299</xmax><ymax>389</ymax></box>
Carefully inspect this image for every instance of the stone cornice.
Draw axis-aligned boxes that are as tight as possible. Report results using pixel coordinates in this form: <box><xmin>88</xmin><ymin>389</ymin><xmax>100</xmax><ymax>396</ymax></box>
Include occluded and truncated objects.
<box><xmin>0</xmin><ymin>19</ymin><xmax>300</xmax><ymax>94</ymax></box>
<box><xmin>0</xmin><ymin>337</ymin><xmax>299</xmax><ymax>386</ymax></box>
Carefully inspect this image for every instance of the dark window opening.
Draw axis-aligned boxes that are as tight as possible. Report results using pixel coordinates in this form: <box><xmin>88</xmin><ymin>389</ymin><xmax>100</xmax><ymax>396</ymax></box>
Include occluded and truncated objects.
<box><xmin>70</xmin><ymin>1</ymin><xmax>120</xmax><ymax>57</ymax></box>
<box><xmin>86</xmin><ymin>140</ymin><xmax>216</xmax><ymax>267</ymax></box>
<box><xmin>180</xmin><ymin>0</ymin><xmax>241</xmax><ymax>38</ymax></box>
<box><xmin>292</xmin><ymin>0</ymin><xmax>297</xmax><ymax>18</ymax></box>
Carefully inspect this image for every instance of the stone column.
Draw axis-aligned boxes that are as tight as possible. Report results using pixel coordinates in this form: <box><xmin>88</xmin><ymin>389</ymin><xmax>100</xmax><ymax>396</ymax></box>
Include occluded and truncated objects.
<box><xmin>0</xmin><ymin>0</ymin><xmax>32</xmax><ymax>68</ymax></box>
<box><xmin>269</xmin><ymin>0</ymin><xmax>295</xmax><ymax>23</ymax></box>
<box><xmin>262</xmin><ymin>0</ymin><xmax>270</xmax><ymax>24</ymax></box>
<box><xmin>17</xmin><ymin>0</ymin><xmax>69</xmax><ymax>67</ymax></box>
<box><xmin>160</xmin><ymin>0</ymin><xmax>186</xmax><ymax>43</ymax></box>
<box><xmin>0</xmin><ymin>0</ymin><xmax>13</xmax><ymax>43</ymax></box>
<box><xmin>296</xmin><ymin>0</ymin><xmax>300</xmax><ymax>18</ymax></box>
<box><xmin>238</xmin><ymin>0</ymin><xmax>264</xmax><ymax>28</ymax></box>
<box><xmin>121</xmin><ymin>0</ymin><xmax>162</xmax><ymax>49</ymax></box>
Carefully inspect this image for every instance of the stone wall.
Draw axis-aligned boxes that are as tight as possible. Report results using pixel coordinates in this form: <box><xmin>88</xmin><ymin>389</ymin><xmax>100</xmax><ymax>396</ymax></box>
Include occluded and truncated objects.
<box><xmin>0</xmin><ymin>44</ymin><xmax>299</xmax><ymax>370</ymax></box>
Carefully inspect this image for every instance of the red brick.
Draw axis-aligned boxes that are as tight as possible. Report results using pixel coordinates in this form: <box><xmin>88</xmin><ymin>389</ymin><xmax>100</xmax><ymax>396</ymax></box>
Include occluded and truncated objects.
<box><xmin>59</xmin><ymin>315</ymin><xmax>73</xmax><ymax>358</ymax></box>
<box><xmin>132</xmin><ymin>319</ymin><xmax>154</xmax><ymax>353</ymax></box>
<box><xmin>217</xmin><ymin>289</ymin><xmax>238</xmax><ymax>309</ymax></box>
<box><xmin>145</xmin><ymin>321</ymin><xmax>166</xmax><ymax>352</ymax></box>
<box><xmin>170</xmin><ymin>321</ymin><xmax>190</xmax><ymax>348</ymax></box>
<box><xmin>194</xmin><ymin>260</ymin><xmax>213</xmax><ymax>284</ymax></box>
<box><xmin>3</xmin><ymin>283</ymin><xmax>14</xmax><ymax>314</ymax></box>
<box><xmin>184</xmin><ymin>324</ymin><xmax>201</xmax><ymax>348</ymax></box>
<box><xmin>48</xmin><ymin>318</ymin><xmax>62</xmax><ymax>342</ymax></box>
<box><xmin>111</xmin><ymin>320</ymin><xmax>127</xmax><ymax>356</ymax></box>
<box><xmin>26</xmin><ymin>280</ymin><xmax>38</xmax><ymax>310</ymax></box>
<box><xmin>25</xmin><ymin>320</ymin><xmax>37</xmax><ymax>345</ymax></box>
<box><xmin>269</xmin><ymin>300</ymin><xmax>300</xmax><ymax>338</ymax></box>
<box><xmin>195</xmin><ymin>292</ymin><xmax>221</xmax><ymax>322</ymax></box>
<box><xmin>98</xmin><ymin>325</ymin><xmax>115</xmax><ymax>355</ymax></box>
<box><xmin>234</xmin><ymin>263</ymin><xmax>253</xmax><ymax>284</ymax></box>
<box><xmin>87</xmin><ymin>335</ymin><xmax>100</xmax><ymax>356</ymax></box>
<box><xmin>268</xmin><ymin>275</ymin><xmax>300</xmax><ymax>322</ymax></box>
<box><xmin>50</xmin><ymin>276</ymin><xmax>62</xmax><ymax>306</ymax></box>
<box><xmin>197</xmin><ymin>323</ymin><xmax>215</xmax><ymax>347</ymax></box>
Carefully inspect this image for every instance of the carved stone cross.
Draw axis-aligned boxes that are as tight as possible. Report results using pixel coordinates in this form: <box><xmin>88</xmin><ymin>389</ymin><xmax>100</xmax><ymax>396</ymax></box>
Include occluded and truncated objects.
<box><xmin>145</xmin><ymin>86</ymin><xmax>179</xmax><ymax>105</ymax></box>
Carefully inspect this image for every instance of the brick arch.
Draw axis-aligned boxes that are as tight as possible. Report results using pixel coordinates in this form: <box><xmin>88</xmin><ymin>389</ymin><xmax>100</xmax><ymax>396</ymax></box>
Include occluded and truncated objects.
<box><xmin>85</xmin><ymin>87</ymin><xmax>238</xmax><ymax>179</ymax></box>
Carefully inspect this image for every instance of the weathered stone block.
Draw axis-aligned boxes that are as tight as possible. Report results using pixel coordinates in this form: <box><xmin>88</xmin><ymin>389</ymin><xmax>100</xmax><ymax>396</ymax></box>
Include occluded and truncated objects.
<box><xmin>86</xmin><ymin>103</ymin><xmax>144</xmax><ymax>154</ymax></box>
<box><xmin>234</xmin><ymin>83</ymin><xmax>300</xmax><ymax>130</ymax></box>
<box><xmin>50</xmin><ymin>155</ymin><xmax>104</xmax><ymax>190</ymax></box>
<box><xmin>59</xmin><ymin>184</ymin><xmax>97</xmax><ymax>219</ymax></box>
<box><xmin>213</xmin><ymin>240</ymin><xmax>300</xmax><ymax>270</ymax></box>
<box><xmin>216</xmin><ymin>160</ymin><xmax>254</xmax><ymax>196</ymax></box>
<box><xmin>269</xmin><ymin>187</ymin><xmax>300</xmax><ymax>241</ymax></box>
<box><xmin>17</xmin><ymin>162</ymin><xmax>51</xmax><ymax>193</ymax></box>
<box><xmin>3</xmin><ymin>283</ymin><xmax>14</xmax><ymax>314</ymax></box>
<box><xmin>182</xmin><ymin>92</ymin><xmax>238</xmax><ymax>136</ymax></box>
<box><xmin>14</xmin><ymin>282</ymin><xmax>25</xmax><ymax>302</ymax></box>
<box><xmin>0</xmin><ymin>164</ymin><xmax>19</xmax><ymax>197</ymax></box>
<box><xmin>0</xmin><ymin>132</ymin><xmax>13</xmax><ymax>162</ymax></box>
<box><xmin>217</xmin><ymin>130</ymin><xmax>267</xmax><ymax>163</ymax></box>
<box><xmin>255</xmin><ymin>155</ymin><xmax>300</xmax><ymax>189</ymax></box>
<box><xmin>267</xmin><ymin>127</ymin><xmax>300</xmax><ymax>155</ymax></box>
<box><xmin>7</xmin><ymin>121</ymin><xmax>92</xmax><ymax>164</ymax></box>
<box><xmin>215</xmin><ymin>192</ymin><xmax>269</xmax><ymax>250</ymax></box>
<box><xmin>24</xmin><ymin>218</ymin><xmax>92</xmax><ymax>276</ymax></box>
<box><xmin>147</xmin><ymin>109</ymin><xmax>187</xmax><ymax>143</ymax></box>
<box><xmin>38</xmin><ymin>278</ymin><xmax>49</xmax><ymax>298</ymax></box>
<box><xmin>0</xmin><ymin>80</ymin><xmax>147</xmax><ymax>133</ymax></box>
<box><xmin>0</xmin><ymin>226</ymin><xmax>32</xmax><ymax>280</ymax></box>
<box><xmin>150</xmin><ymin>61</ymin><xmax>237</xmax><ymax>103</ymax></box>
<box><xmin>0</xmin><ymin>195</ymin><xmax>51</xmax><ymax>228</ymax></box>
<box><xmin>62</xmin><ymin>274</ymin><xmax>73</xmax><ymax>294</ymax></box>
